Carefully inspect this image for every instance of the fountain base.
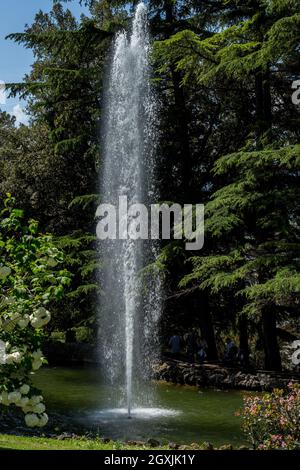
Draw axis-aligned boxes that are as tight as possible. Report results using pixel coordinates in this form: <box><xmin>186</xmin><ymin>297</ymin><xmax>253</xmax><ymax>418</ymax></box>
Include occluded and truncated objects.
<box><xmin>95</xmin><ymin>407</ymin><xmax>180</xmax><ymax>420</ymax></box>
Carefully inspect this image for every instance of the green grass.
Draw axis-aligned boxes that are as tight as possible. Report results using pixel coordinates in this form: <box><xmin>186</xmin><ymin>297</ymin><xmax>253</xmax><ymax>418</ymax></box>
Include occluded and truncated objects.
<box><xmin>0</xmin><ymin>434</ymin><xmax>248</xmax><ymax>451</ymax></box>
<box><xmin>0</xmin><ymin>434</ymin><xmax>168</xmax><ymax>451</ymax></box>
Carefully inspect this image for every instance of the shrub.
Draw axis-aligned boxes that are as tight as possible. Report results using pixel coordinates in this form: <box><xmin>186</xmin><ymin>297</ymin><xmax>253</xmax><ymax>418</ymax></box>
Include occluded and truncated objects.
<box><xmin>239</xmin><ymin>383</ymin><xmax>300</xmax><ymax>449</ymax></box>
<box><xmin>0</xmin><ymin>195</ymin><xmax>71</xmax><ymax>427</ymax></box>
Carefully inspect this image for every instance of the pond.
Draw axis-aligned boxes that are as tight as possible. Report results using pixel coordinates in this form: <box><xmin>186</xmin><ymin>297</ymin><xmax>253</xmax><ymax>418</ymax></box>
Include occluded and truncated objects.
<box><xmin>33</xmin><ymin>367</ymin><xmax>249</xmax><ymax>446</ymax></box>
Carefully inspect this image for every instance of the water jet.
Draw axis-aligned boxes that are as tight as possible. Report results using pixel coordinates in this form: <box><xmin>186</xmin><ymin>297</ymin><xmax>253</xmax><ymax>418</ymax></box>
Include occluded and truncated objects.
<box><xmin>98</xmin><ymin>1</ymin><xmax>161</xmax><ymax>416</ymax></box>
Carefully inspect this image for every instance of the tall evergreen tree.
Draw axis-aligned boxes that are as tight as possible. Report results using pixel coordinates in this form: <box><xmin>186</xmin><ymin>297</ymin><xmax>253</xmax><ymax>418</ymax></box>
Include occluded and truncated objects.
<box><xmin>157</xmin><ymin>0</ymin><xmax>300</xmax><ymax>369</ymax></box>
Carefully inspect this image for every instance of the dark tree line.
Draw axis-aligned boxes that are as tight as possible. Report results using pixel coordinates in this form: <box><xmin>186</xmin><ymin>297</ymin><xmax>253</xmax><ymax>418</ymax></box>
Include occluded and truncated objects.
<box><xmin>0</xmin><ymin>0</ymin><xmax>299</xmax><ymax>370</ymax></box>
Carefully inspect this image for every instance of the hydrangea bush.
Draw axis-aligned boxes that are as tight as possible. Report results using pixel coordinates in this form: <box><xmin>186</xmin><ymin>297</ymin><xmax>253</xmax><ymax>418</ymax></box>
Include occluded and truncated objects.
<box><xmin>0</xmin><ymin>195</ymin><xmax>71</xmax><ymax>427</ymax></box>
<box><xmin>239</xmin><ymin>383</ymin><xmax>300</xmax><ymax>450</ymax></box>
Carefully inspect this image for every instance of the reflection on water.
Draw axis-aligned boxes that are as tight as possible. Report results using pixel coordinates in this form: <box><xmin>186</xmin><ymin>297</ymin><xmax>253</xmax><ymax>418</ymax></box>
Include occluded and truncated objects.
<box><xmin>33</xmin><ymin>367</ymin><xmax>248</xmax><ymax>446</ymax></box>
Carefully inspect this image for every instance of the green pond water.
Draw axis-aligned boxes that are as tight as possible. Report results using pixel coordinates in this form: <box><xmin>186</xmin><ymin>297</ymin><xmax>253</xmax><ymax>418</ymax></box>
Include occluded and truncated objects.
<box><xmin>33</xmin><ymin>367</ymin><xmax>249</xmax><ymax>446</ymax></box>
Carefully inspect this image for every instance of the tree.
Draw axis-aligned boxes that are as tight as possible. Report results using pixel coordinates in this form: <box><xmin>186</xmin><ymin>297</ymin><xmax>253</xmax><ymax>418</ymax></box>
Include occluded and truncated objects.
<box><xmin>6</xmin><ymin>3</ymin><xmax>112</xmax><ymax>234</ymax></box>
<box><xmin>180</xmin><ymin>144</ymin><xmax>300</xmax><ymax>370</ymax></box>
<box><xmin>155</xmin><ymin>0</ymin><xmax>300</xmax><ymax>369</ymax></box>
<box><xmin>155</xmin><ymin>0</ymin><xmax>300</xmax><ymax>141</ymax></box>
<box><xmin>1</xmin><ymin>0</ymin><xmax>299</xmax><ymax>370</ymax></box>
<box><xmin>4</xmin><ymin>3</ymin><xmax>113</xmax><ymax>330</ymax></box>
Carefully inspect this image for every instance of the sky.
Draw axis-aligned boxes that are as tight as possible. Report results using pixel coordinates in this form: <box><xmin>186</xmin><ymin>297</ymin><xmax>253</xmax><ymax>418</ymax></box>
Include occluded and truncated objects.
<box><xmin>0</xmin><ymin>0</ymin><xmax>90</xmax><ymax>125</ymax></box>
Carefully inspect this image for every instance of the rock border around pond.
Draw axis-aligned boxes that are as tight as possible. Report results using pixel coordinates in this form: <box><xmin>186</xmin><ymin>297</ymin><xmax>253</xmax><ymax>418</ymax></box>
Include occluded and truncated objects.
<box><xmin>152</xmin><ymin>359</ymin><xmax>300</xmax><ymax>391</ymax></box>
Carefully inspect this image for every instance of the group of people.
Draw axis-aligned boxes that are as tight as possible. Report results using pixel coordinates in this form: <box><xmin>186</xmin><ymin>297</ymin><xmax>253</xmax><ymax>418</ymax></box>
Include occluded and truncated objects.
<box><xmin>168</xmin><ymin>331</ymin><xmax>208</xmax><ymax>363</ymax></box>
<box><xmin>168</xmin><ymin>332</ymin><xmax>247</xmax><ymax>366</ymax></box>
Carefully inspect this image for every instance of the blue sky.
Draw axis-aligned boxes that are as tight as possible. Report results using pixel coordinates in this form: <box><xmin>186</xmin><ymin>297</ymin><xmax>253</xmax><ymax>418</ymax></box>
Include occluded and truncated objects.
<box><xmin>0</xmin><ymin>0</ymin><xmax>90</xmax><ymax>124</ymax></box>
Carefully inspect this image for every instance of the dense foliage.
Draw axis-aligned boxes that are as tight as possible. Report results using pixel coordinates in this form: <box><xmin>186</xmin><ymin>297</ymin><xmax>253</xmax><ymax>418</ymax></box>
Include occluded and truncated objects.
<box><xmin>0</xmin><ymin>195</ymin><xmax>71</xmax><ymax>426</ymax></box>
<box><xmin>239</xmin><ymin>383</ymin><xmax>300</xmax><ymax>449</ymax></box>
<box><xmin>0</xmin><ymin>0</ymin><xmax>299</xmax><ymax>372</ymax></box>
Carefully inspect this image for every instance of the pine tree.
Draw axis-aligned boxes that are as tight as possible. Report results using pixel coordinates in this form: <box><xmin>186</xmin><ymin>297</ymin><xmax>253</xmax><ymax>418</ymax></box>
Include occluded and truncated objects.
<box><xmin>4</xmin><ymin>3</ymin><xmax>112</xmax><ymax>332</ymax></box>
<box><xmin>156</xmin><ymin>0</ymin><xmax>300</xmax><ymax>369</ymax></box>
<box><xmin>180</xmin><ymin>144</ymin><xmax>300</xmax><ymax>370</ymax></box>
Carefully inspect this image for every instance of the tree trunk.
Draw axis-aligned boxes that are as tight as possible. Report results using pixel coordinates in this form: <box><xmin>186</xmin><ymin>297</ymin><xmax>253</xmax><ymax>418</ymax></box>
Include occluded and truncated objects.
<box><xmin>262</xmin><ymin>307</ymin><xmax>281</xmax><ymax>371</ymax></box>
<box><xmin>192</xmin><ymin>293</ymin><xmax>218</xmax><ymax>360</ymax></box>
<box><xmin>164</xmin><ymin>1</ymin><xmax>174</xmax><ymax>24</ymax></box>
<box><xmin>255</xmin><ymin>67</ymin><xmax>272</xmax><ymax>138</ymax></box>
<box><xmin>163</xmin><ymin>0</ymin><xmax>192</xmax><ymax>201</ymax></box>
<box><xmin>171</xmin><ymin>68</ymin><xmax>192</xmax><ymax>201</ymax></box>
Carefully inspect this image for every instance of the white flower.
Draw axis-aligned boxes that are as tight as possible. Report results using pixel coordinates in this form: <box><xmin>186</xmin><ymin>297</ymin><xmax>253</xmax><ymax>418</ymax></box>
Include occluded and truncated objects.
<box><xmin>5</xmin><ymin>351</ymin><xmax>23</xmax><ymax>364</ymax></box>
<box><xmin>18</xmin><ymin>314</ymin><xmax>30</xmax><ymax>329</ymax></box>
<box><xmin>20</xmin><ymin>384</ymin><xmax>30</xmax><ymax>395</ymax></box>
<box><xmin>33</xmin><ymin>359</ymin><xmax>43</xmax><ymax>370</ymax></box>
<box><xmin>8</xmin><ymin>391</ymin><xmax>22</xmax><ymax>404</ymax></box>
<box><xmin>33</xmin><ymin>403</ymin><xmax>46</xmax><ymax>414</ymax></box>
<box><xmin>30</xmin><ymin>307</ymin><xmax>51</xmax><ymax>329</ymax></box>
<box><xmin>30</xmin><ymin>395</ymin><xmax>43</xmax><ymax>405</ymax></box>
<box><xmin>0</xmin><ymin>391</ymin><xmax>9</xmax><ymax>405</ymax></box>
<box><xmin>30</xmin><ymin>317</ymin><xmax>44</xmax><ymax>329</ymax></box>
<box><xmin>31</xmin><ymin>350</ymin><xmax>44</xmax><ymax>370</ymax></box>
<box><xmin>22</xmin><ymin>405</ymin><xmax>33</xmax><ymax>413</ymax></box>
<box><xmin>0</xmin><ymin>266</ymin><xmax>11</xmax><ymax>279</ymax></box>
<box><xmin>18</xmin><ymin>397</ymin><xmax>30</xmax><ymax>408</ymax></box>
<box><xmin>25</xmin><ymin>413</ymin><xmax>39</xmax><ymax>428</ymax></box>
<box><xmin>37</xmin><ymin>413</ymin><xmax>48</xmax><ymax>428</ymax></box>
<box><xmin>32</xmin><ymin>350</ymin><xmax>43</xmax><ymax>360</ymax></box>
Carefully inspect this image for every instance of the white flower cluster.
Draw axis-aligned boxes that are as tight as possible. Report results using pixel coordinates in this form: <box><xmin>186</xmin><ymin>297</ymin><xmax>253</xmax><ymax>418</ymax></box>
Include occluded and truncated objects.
<box><xmin>31</xmin><ymin>349</ymin><xmax>44</xmax><ymax>370</ymax></box>
<box><xmin>6</xmin><ymin>350</ymin><xmax>24</xmax><ymax>364</ymax></box>
<box><xmin>0</xmin><ymin>266</ymin><xmax>53</xmax><ymax>430</ymax></box>
<box><xmin>0</xmin><ymin>342</ymin><xmax>48</xmax><ymax>428</ymax></box>
<box><xmin>0</xmin><ymin>305</ymin><xmax>51</xmax><ymax>331</ymax></box>
<box><xmin>18</xmin><ymin>314</ymin><xmax>30</xmax><ymax>329</ymax></box>
<box><xmin>0</xmin><ymin>342</ymin><xmax>44</xmax><ymax>370</ymax></box>
<box><xmin>0</xmin><ymin>343</ymin><xmax>25</xmax><ymax>365</ymax></box>
<box><xmin>25</xmin><ymin>412</ymin><xmax>48</xmax><ymax>428</ymax></box>
<box><xmin>30</xmin><ymin>307</ymin><xmax>51</xmax><ymax>329</ymax></box>
<box><xmin>0</xmin><ymin>384</ymin><xmax>48</xmax><ymax>428</ymax></box>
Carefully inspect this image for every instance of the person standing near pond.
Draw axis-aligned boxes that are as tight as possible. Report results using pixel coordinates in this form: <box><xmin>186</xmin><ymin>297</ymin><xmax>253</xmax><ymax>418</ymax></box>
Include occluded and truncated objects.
<box><xmin>197</xmin><ymin>337</ymin><xmax>208</xmax><ymax>363</ymax></box>
<box><xmin>169</xmin><ymin>333</ymin><xmax>181</xmax><ymax>360</ymax></box>
<box><xmin>186</xmin><ymin>330</ymin><xmax>199</xmax><ymax>363</ymax></box>
<box><xmin>224</xmin><ymin>337</ymin><xmax>238</xmax><ymax>365</ymax></box>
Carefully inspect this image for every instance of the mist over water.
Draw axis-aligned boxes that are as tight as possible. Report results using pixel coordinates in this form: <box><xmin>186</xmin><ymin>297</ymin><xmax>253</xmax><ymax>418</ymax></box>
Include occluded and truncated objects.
<box><xmin>98</xmin><ymin>2</ymin><xmax>161</xmax><ymax>416</ymax></box>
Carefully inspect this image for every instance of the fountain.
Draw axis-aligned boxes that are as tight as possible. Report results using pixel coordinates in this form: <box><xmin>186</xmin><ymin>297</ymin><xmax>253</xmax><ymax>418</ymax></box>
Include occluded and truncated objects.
<box><xmin>98</xmin><ymin>2</ymin><xmax>161</xmax><ymax>418</ymax></box>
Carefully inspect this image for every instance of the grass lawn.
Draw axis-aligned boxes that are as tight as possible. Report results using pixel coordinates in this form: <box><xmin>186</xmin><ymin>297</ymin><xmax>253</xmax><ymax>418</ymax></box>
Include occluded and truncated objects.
<box><xmin>0</xmin><ymin>434</ymin><xmax>169</xmax><ymax>451</ymax></box>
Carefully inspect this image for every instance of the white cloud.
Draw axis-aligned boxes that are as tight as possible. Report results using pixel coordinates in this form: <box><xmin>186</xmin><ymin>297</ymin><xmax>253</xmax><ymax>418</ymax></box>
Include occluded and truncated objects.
<box><xmin>12</xmin><ymin>104</ymin><xmax>29</xmax><ymax>126</ymax></box>
<box><xmin>0</xmin><ymin>80</ymin><xmax>6</xmax><ymax>105</ymax></box>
